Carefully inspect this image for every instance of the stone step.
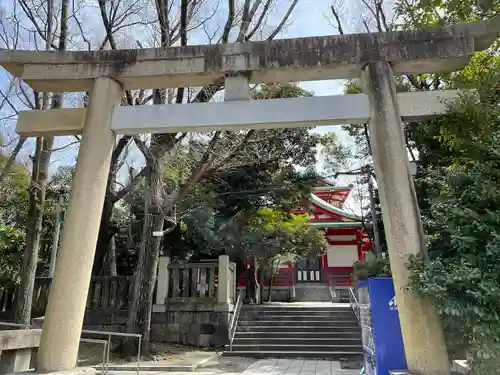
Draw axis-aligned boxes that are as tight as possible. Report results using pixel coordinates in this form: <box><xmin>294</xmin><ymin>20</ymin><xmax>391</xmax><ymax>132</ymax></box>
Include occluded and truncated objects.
<box><xmin>241</xmin><ymin>315</ymin><xmax>357</xmax><ymax>322</ymax></box>
<box><xmin>241</xmin><ymin>306</ymin><xmax>351</xmax><ymax>311</ymax></box>
<box><xmin>238</xmin><ymin>320</ymin><xmax>358</xmax><ymax>327</ymax></box>
<box><xmin>226</xmin><ymin>344</ymin><xmax>362</xmax><ymax>353</ymax></box>
<box><xmin>239</xmin><ymin>311</ymin><xmax>354</xmax><ymax>317</ymax></box>
<box><xmin>240</xmin><ymin>309</ymin><xmax>354</xmax><ymax>315</ymax></box>
<box><xmin>234</xmin><ymin>331</ymin><xmax>361</xmax><ymax>339</ymax></box>
<box><xmin>232</xmin><ymin>337</ymin><xmax>362</xmax><ymax>346</ymax></box>
<box><xmin>236</xmin><ymin>325</ymin><xmax>360</xmax><ymax>333</ymax></box>
<box><xmin>222</xmin><ymin>351</ymin><xmax>363</xmax><ymax>360</ymax></box>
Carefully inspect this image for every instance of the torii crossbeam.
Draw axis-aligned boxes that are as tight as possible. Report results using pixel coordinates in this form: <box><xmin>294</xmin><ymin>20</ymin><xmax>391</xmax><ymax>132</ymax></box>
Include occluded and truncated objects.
<box><xmin>1</xmin><ymin>16</ymin><xmax>499</xmax><ymax>375</ymax></box>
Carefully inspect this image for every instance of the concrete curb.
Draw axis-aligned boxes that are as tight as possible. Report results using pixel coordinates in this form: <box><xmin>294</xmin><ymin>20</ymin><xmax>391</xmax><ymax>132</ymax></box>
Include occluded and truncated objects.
<box><xmin>94</xmin><ymin>354</ymin><xmax>216</xmax><ymax>372</ymax></box>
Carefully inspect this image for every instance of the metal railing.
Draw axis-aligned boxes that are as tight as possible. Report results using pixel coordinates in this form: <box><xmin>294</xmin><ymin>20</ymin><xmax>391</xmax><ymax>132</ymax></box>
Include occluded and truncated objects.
<box><xmin>0</xmin><ymin>322</ymin><xmax>142</xmax><ymax>375</ymax></box>
<box><xmin>0</xmin><ymin>322</ymin><xmax>112</xmax><ymax>374</ymax></box>
<box><xmin>0</xmin><ymin>322</ymin><xmax>31</xmax><ymax>329</ymax></box>
<box><xmin>229</xmin><ymin>288</ymin><xmax>244</xmax><ymax>351</ymax></box>
<box><xmin>328</xmin><ymin>285</ymin><xmax>337</xmax><ymax>301</ymax></box>
<box><xmin>81</xmin><ymin>329</ymin><xmax>142</xmax><ymax>375</ymax></box>
<box><xmin>79</xmin><ymin>338</ymin><xmax>108</xmax><ymax>375</ymax></box>
<box><xmin>348</xmin><ymin>287</ymin><xmax>360</xmax><ymax>323</ymax></box>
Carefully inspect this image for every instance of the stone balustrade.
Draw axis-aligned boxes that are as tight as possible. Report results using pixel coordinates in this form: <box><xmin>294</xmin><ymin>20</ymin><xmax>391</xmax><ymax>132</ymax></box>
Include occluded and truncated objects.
<box><xmin>0</xmin><ymin>329</ymin><xmax>41</xmax><ymax>375</ymax></box>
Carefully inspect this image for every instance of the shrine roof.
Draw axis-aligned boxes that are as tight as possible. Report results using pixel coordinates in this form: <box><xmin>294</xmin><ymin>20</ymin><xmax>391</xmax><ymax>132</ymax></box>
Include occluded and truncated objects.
<box><xmin>310</xmin><ymin>193</ymin><xmax>360</xmax><ymax>221</ymax></box>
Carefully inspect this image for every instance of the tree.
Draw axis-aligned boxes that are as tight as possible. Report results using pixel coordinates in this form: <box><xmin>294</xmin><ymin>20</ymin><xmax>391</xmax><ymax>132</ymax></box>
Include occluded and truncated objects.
<box><xmin>122</xmin><ymin>10</ymin><xmax>317</xmax><ymax>354</ymax></box>
<box><xmin>0</xmin><ymin>226</ymin><xmax>24</xmax><ymax>288</ymax></box>
<box><xmin>217</xmin><ymin>208</ymin><xmax>327</xmax><ymax>303</ymax></box>
<box><xmin>0</xmin><ymin>154</ymin><xmax>29</xmax><ymax>227</ymax></box>
<box><xmin>0</xmin><ymin>0</ymin><xmax>305</xmax><ymax>346</ymax></box>
<box><xmin>407</xmin><ymin>70</ymin><xmax>500</xmax><ymax>372</ymax></box>
<box><xmin>327</xmin><ymin>0</ymin><xmax>499</xmax><ymax>369</ymax></box>
<box><xmin>12</xmin><ymin>0</ymin><xmax>69</xmax><ymax>324</ymax></box>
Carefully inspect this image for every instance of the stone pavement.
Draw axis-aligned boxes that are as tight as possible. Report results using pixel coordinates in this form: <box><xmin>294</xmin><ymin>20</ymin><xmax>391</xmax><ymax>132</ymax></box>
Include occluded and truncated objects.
<box><xmin>97</xmin><ymin>351</ymin><xmax>217</xmax><ymax>372</ymax></box>
<box><xmin>241</xmin><ymin>359</ymin><xmax>360</xmax><ymax>375</ymax></box>
<box><xmin>107</xmin><ymin>358</ymin><xmax>361</xmax><ymax>375</ymax></box>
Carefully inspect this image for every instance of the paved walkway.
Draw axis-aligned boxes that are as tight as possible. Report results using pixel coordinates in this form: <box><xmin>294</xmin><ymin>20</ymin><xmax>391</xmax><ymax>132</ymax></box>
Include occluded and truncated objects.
<box><xmin>107</xmin><ymin>358</ymin><xmax>361</xmax><ymax>375</ymax></box>
<box><xmin>241</xmin><ymin>359</ymin><xmax>359</xmax><ymax>375</ymax></box>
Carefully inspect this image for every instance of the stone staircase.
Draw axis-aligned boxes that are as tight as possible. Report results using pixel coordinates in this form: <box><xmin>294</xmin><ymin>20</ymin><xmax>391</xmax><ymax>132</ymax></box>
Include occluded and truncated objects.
<box><xmin>224</xmin><ymin>303</ymin><xmax>363</xmax><ymax>359</ymax></box>
<box><xmin>295</xmin><ymin>284</ymin><xmax>332</xmax><ymax>302</ymax></box>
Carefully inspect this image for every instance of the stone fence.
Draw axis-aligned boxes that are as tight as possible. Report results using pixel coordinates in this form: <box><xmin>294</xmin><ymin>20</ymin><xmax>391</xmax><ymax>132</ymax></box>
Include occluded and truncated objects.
<box><xmin>0</xmin><ymin>276</ymin><xmax>134</xmax><ymax>317</ymax></box>
<box><xmin>0</xmin><ymin>256</ymin><xmax>237</xmax><ymax>348</ymax></box>
<box><xmin>153</xmin><ymin>256</ymin><xmax>236</xmax><ymax>347</ymax></box>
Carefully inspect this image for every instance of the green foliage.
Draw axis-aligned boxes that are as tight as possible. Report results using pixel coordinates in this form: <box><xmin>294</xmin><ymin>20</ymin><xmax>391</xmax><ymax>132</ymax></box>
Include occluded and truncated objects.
<box><xmin>352</xmin><ymin>256</ymin><xmax>391</xmax><ymax>282</ymax></box>
<box><xmin>0</xmin><ymin>155</ymin><xmax>29</xmax><ymax>226</ymax></box>
<box><xmin>0</xmin><ymin>225</ymin><xmax>24</xmax><ymax>287</ymax></box>
<box><xmin>394</xmin><ymin>0</ymin><xmax>499</xmax><ymax>29</ymax></box>
<box><xmin>160</xmin><ymin>82</ymin><xmax>348</xmax><ymax>263</ymax></box>
<box><xmin>407</xmin><ymin>70</ymin><xmax>500</xmax><ymax>371</ymax></box>
<box><xmin>222</xmin><ymin>208</ymin><xmax>327</xmax><ymax>263</ymax></box>
<box><xmin>318</xmin><ymin>133</ymin><xmax>352</xmax><ymax>173</ymax></box>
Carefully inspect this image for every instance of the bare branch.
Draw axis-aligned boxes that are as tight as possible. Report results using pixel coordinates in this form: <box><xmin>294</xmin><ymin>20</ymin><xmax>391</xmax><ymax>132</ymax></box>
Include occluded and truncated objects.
<box><xmin>156</xmin><ymin>0</ymin><xmax>171</xmax><ymax>47</ymax></box>
<box><xmin>133</xmin><ymin>136</ymin><xmax>154</xmax><ymax>165</ymax></box>
<box><xmin>175</xmin><ymin>0</ymin><xmax>189</xmax><ymax>104</ymax></box>
<box><xmin>175</xmin><ymin>132</ymin><xmax>187</xmax><ymax>144</ymax></box>
<box><xmin>17</xmin><ymin>0</ymin><xmax>58</xmax><ymax>49</ymax></box>
<box><xmin>215</xmin><ymin>130</ymin><xmax>255</xmax><ymax>169</ymax></box>
<box><xmin>236</xmin><ymin>0</ymin><xmax>252</xmax><ymax>42</ymax></box>
<box><xmin>114</xmin><ymin>166</ymin><xmax>149</xmax><ymax>202</ymax></box>
<box><xmin>16</xmin><ymin>81</ymin><xmax>35</xmax><ymax>109</ymax></box>
<box><xmin>50</xmin><ymin>140</ymin><xmax>80</xmax><ymax>152</ymax></box>
<box><xmin>0</xmin><ymin>83</ymin><xmax>19</xmax><ymax>115</ymax></box>
<box><xmin>97</xmin><ymin>0</ymin><xmax>133</xmax><ymax>105</ymax></box>
<box><xmin>245</xmin><ymin>0</ymin><xmax>271</xmax><ymax>40</ymax></box>
<box><xmin>70</xmin><ymin>12</ymin><xmax>91</xmax><ymax>50</ymax></box>
<box><xmin>112</xmin><ymin>136</ymin><xmax>132</xmax><ymax>164</ymax></box>
<box><xmin>377</xmin><ymin>1</ymin><xmax>389</xmax><ymax>30</ymax></box>
<box><xmin>267</xmin><ymin>0</ymin><xmax>300</xmax><ymax>40</ymax></box>
<box><xmin>330</xmin><ymin>5</ymin><xmax>344</xmax><ymax>34</ymax></box>
<box><xmin>221</xmin><ymin>0</ymin><xmax>235</xmax><ymax>43</ymax></box>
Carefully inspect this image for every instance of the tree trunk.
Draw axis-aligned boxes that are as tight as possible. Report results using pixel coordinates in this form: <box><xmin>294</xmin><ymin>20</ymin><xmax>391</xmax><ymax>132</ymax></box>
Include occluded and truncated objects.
<box><xmin>93</xmin><ymin>198</ymin><xmax>116</xmax><ymax>275</ymax></box>
<box><xmin>267</xmin><ymin>274</ymin><xmax>274</xmax><ymax>302</ymax></box>
<box><xmin>100</xmin><ymin>234</ymin><xmax>118</xmax><ymax>276</ymax></box>
<box><xmin>14</xmin><ymin>137</ymin><xmax>53</xmax><ymax>324</ymax></box>
<box><xmin>109</xmin><ymin>235</ymin><xmax>117</xmax><ymax>276</ymax></box>
<box><xmin>246</xmin><ymin>257</ymin><xmax>259</xmax><ymax>304</ymax></box>
<box><xmin>124</xmin><ymin>167</ymin><xmax>163</xmax><ymax>358</ymax></box>
<box><xmin>259</xmin><ymin>266</ymin><xmax>265</xmax><ymax>305</ymax></box>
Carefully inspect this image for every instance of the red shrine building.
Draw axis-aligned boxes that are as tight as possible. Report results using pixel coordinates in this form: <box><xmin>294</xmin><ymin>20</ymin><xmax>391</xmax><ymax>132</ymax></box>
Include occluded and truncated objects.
<box><xmin>239</xmin><ymin>181</ymin><xmax>372</xmax><ymax>293</ymax></box>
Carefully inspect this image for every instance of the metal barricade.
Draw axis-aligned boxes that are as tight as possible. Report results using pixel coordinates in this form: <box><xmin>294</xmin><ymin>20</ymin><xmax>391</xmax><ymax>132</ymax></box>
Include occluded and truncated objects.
<box><xmin>0</xmin><ymin>322</ymin><xmax>142</xmax><ymax>375</ymax></box>
<box><xmin>79</xmin><ymin>338</ymin><xmax>108</xmax><ymax>375</ymax></box>
<box><xmin>0</xmin><ymin>322</ymin><xmax>30</xmax><ymax>329</ymax></box>
<box><xmin>81</xmin><ymin>330</ymin><xmax>142</xmax><ymax>375</ymax></box>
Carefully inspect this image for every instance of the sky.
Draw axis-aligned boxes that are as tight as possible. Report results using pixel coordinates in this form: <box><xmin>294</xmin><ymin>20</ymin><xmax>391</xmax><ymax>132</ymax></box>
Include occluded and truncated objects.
<box><xmin>0</xmin><ymin>0</ymin><xmax>368</xmax><ymax>214</ymax></box>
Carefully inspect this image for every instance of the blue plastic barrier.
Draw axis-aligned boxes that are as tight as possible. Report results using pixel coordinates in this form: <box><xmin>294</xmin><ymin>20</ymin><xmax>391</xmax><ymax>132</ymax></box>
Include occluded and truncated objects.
<box><xmin>358</xmin><ymin>277</ymin><xmax>407</xmax><ymax>375</ymax></box>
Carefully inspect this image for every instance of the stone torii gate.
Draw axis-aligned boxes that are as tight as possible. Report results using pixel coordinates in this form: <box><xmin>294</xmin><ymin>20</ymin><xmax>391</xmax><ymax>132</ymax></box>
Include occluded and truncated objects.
<box><xmin>1</xmin><ymin>17</ymin><xmax>499</xmax><ymax>375</ymax></box>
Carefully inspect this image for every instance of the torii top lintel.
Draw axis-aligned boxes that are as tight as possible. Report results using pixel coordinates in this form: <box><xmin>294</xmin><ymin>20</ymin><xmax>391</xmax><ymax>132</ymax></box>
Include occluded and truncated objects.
<box><xmin>0</xmin><ymin>17</ymin><xmax>498</xmax><ymax>92</ymax></box>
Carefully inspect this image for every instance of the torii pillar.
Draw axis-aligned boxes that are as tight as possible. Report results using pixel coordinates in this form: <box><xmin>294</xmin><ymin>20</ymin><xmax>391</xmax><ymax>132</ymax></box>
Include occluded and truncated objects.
<box><xmin>362</xmin><ymin>62</ymin><xmax>450</xmax><ymax>375</ymax></box>
<box><xmin>36</xmin><ymin>77</ymin><xmax>123</xmax><ymax>372</ymax></box>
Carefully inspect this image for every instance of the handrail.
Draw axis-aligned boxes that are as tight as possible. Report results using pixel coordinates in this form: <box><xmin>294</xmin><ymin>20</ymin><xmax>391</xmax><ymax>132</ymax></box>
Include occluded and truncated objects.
<box><xmin>348</xmin><ymin>286</ymin><xmax>360</xmax><ymax>323</ymax></box>
<box><xmin>82</xmin><ymin>329</ymin><xmax>142</xmax><ymax>375</ymax></box>
<box><xmin>0</xmin><ymin>322</ymin><xmax>31</xmax><ymax>329</ymax></box>
<box><xmin>79</xmin><ymin>338</ymin><xmax>108</xmax><ymax>375</ymax></box>
<box><xmin>328</xmin><ymin>285</ymin><xmax>337</xmax><ymax>301</ymax></box>
<box><xmin>229</xmin><ymin>288</ymin><xmax>244</xmax><ymax>351</ymax></box>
